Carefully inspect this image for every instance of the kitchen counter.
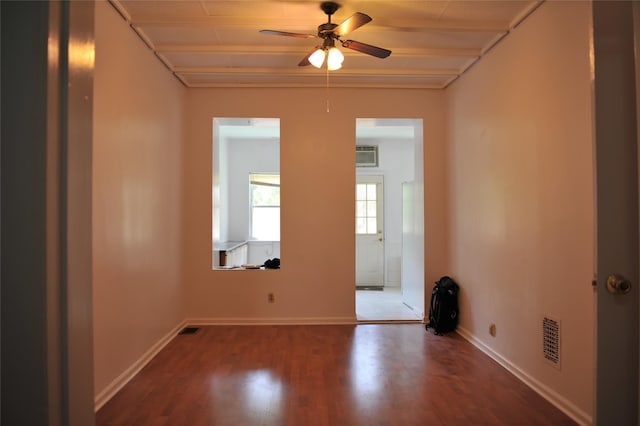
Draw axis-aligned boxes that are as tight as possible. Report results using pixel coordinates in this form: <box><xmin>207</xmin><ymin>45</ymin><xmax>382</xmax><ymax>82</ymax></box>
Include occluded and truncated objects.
<box><xmin>213</xmin><ymin>241</ymin><xmax>248</xmax><ymax>268</ymax></box>
<box><xmin>214</xmin><ymin>241</ymin><xmax>247</xmax><ymax>252</ymax></box>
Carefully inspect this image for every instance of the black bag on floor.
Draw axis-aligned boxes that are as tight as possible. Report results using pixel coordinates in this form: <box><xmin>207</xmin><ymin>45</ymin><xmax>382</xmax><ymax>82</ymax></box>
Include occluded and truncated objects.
<box><xmin>263</xmin><ymin>258</ymin><xmax>280</xmax><ymax>269</ymax></box>
<box><xmin>426</xmin><ymin>276</ymin><xmax>459</xmax><ymax>335</ymax></box>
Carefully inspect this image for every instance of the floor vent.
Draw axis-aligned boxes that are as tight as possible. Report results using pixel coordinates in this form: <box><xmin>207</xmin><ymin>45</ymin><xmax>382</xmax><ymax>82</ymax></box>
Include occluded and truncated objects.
<box><xmin>179</xmin><ymin>327</ymin><xmax>200</xmax><ymax>335</ymax></box>
<box><xmin>542</xmin><ymin>316</ymin><xmax>560</xmax><ymax>369</ymax></box>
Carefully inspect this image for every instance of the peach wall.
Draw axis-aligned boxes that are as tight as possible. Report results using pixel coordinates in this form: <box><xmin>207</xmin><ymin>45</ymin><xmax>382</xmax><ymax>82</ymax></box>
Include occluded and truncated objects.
<box><xmin>183</xmin><ymin>88</ymin><xmax>448</xmax><ymax>321</ymax></box>
<box><xmin>92</xmin><ymin>1</ymin><xmax>186</xmax><ymax>400</ymax></box>
<box><xmin>447</xmin><ymin>1</ymin><xmax>594</xmax><ymax>422</ymax></box>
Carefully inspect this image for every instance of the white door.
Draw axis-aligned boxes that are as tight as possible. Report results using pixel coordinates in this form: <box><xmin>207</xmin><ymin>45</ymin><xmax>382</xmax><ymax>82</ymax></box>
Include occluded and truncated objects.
<box><xmin>356</xmin><ymin>176</ymin><xmax>384</xmax><ymax>287</ymax></box>
<box><xmin>593</xmin><ymin>2</ymin><xmax>639</xmax><ymax>424</ymax></box>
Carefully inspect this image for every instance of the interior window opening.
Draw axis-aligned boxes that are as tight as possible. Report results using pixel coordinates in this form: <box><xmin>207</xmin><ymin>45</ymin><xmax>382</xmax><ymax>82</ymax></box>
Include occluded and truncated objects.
<box><xmin>212</xmin><ymin>118</ymin><xmax>281</xmax><ymax>270</ymax></box>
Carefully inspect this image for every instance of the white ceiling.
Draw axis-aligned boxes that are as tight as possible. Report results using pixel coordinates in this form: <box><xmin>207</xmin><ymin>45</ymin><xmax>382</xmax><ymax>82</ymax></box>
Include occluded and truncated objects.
<box><xmin>110</xmin><ymin>0</ymin><xmax>543</xmax><ymax>89</ymax></box>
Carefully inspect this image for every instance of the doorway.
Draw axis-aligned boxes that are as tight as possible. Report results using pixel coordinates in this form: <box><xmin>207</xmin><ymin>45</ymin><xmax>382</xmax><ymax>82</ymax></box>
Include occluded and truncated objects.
<box><xmin>354</xmin><ymin>118</ymin><xmax>424</xmax><ymax>321</ymax></box>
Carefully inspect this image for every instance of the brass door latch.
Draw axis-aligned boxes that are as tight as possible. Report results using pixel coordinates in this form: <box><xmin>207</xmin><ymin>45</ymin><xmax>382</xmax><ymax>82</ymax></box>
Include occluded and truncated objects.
<box><xmin>606</xmin><ymin>274</ymin><xmax>632</xmax><ymax>295</ymax></box>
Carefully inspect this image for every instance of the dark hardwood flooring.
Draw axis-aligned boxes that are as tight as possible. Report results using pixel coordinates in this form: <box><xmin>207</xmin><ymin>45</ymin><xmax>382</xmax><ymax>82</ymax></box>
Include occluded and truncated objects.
<box><xmin>96</xmin><ymin>324</ymin><xmax>577</xmax><ymax>426</ymax></box>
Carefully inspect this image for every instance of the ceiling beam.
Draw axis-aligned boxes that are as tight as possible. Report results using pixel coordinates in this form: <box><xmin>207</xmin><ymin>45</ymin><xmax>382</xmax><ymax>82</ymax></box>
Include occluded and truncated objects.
<box><xmin>182</xmin><ymin>80</ymin><xmax>451</xmax><ymax>90</ymax></box>
<box><xmin>154</xmin><ymin>44</ymin><xmax>482</xmax><ymax>58</ymax></box>
<box><xmin>174</xmin><ymin>67</ymin><xmax>460</xmax><ymax>77</ymax></box>
<box><xmin>129</xmin><ymin>18</ymin><xmax>510</xmax><ymax>34</ymax></box>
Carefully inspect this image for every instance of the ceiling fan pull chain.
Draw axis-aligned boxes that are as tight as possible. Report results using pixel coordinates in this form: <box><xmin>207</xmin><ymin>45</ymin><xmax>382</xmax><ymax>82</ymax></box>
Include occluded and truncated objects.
<box><xmin>326</xmin><ymin>66</ymin><xmax>330</xmax><ymax>113</ymax></box>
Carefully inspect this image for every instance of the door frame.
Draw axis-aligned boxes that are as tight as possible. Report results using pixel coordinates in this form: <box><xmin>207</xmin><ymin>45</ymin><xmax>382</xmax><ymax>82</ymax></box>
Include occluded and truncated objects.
<box><xmin>1</xmin><ymin>1</ymin><xmax>96</xmax><ymax>424</ymax></box>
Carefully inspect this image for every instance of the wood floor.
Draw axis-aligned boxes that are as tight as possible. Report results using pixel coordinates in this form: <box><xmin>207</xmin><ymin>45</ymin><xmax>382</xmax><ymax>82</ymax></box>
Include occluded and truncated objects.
<box><xmin>96</xmin><ymin>324</ymin><xmax>577</xmax><ymax>426</ymax></box>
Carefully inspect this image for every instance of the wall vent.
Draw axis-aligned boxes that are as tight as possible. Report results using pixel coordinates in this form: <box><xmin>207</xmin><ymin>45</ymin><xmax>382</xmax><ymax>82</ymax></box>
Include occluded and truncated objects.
<box><xmin>542</xmin><ymin>316</ymin><xmax>561</xmax><ymax>369</ymax></box>
<box><xmin>356</xmin><ymin>145</ymin><xmax>378</xmax><ymax>167</ymax></box>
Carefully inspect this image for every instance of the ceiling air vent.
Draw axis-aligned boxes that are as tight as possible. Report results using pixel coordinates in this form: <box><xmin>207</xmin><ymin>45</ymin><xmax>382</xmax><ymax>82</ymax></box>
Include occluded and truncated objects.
<box><xmin>542</xmin><ymin>316</ymin><xmax>561</xmax><ymax>369</ymax></box>
<box><xmin>356</xmin><ymin>145</ymin><xmax>378</xmax><ymax>167</ymax></box>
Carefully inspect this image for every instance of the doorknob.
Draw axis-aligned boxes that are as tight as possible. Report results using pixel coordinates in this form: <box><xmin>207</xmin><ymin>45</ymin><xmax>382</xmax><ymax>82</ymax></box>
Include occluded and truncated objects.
<box><xmin>606</xmin><ymin>274</ymin><xmax>632</xmax><ymax>295</ymax></box>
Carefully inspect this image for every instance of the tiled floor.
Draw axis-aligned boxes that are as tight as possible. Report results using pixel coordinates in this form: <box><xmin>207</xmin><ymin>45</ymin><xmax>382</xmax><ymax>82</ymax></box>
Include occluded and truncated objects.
<box><xmin>355</xmin><ymin>287</ymin><xmax>423</xmax><ymax>321</ymax></box>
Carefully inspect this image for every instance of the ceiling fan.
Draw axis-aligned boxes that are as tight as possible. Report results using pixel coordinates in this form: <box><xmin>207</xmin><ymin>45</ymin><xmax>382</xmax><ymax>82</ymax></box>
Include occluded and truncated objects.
<box><xmin>260</xmin><ymin>1</ymin><xmax>391</xmax><ymax>70</ymax></box>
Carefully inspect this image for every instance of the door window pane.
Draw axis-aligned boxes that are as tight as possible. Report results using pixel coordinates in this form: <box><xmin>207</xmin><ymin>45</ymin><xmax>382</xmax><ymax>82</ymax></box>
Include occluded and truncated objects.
<box><xmin>356</xmin><ymin>183</ymin><xmax>377</xmax><ymax>234</ymax></box>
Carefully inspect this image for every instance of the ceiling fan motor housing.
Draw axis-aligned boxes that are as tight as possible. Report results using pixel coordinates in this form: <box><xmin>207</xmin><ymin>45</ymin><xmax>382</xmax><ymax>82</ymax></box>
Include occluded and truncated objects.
<box><xmin>318</xmin><ymin>22</ymin><xmax>338</xmax><ymax>39</ymax></box>
<box><xmin>321</xmin><ymin>2</ymin><xmax>341</xmax><ymax>17</ymax></box>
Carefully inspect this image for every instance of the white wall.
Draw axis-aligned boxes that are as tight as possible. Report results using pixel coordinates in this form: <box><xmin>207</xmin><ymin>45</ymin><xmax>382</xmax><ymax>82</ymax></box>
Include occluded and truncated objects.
<box><xmin>92</xmin><ymin>0</ymin><xmax>186</xmax><ymax>406</ymax></box>
<box><xmin>446</xmin><ymin>1</ymin><xmax>594</xmax><ymax>423</ymax></box>
<box><xmin>183</xmin><ymin>88</ymin><xmax>448</xmax><ymax>321</ymax></box>
<box><xmin>224</xmin><ymin>137</ymin><xmax>280</xmax><ymax>241</ymax></box>
<box><xmin>403</xmin><ymin>120</ymin><xmax>425</xmax><ymax>315</ymax></box>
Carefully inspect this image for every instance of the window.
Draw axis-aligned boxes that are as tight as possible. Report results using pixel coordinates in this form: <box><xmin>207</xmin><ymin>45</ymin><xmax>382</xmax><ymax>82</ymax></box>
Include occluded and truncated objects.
<box><xmin>250</xmin><ymin>174</ymin><xmax>280</xmax><ymax>241</ymax></box>
<box><xmin>356</xmin><ymin>183</ymin><xmax>377</xmax><ymax>234</ymax></box>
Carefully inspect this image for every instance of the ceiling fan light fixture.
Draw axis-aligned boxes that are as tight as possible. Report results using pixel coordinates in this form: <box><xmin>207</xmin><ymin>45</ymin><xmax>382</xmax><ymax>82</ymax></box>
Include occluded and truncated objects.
<box><xmin>309</xmin><ymin>48</ymin><xmax>326</xmax><ymax>68</ymax></box>
<box><xmin>327</xmin><ymin>47</ymin><xmax>344</xmax><ymax>70</ymax></box>
<box><xmin>260</xmin><ymin>2</ymin><xmax>391</xmax><ymax>70</ymax></box>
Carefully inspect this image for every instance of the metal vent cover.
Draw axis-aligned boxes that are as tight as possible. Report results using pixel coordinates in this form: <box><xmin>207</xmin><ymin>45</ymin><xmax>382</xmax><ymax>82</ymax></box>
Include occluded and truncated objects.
<box><xmin>356</xmin><ymin>145</ymin><xmax>378</xmax><ymax>167</ymax></box>
<box><xmin>542</xmin><ymin>316</ymin><xmax>560</xmax><ymax>369</ymax></box>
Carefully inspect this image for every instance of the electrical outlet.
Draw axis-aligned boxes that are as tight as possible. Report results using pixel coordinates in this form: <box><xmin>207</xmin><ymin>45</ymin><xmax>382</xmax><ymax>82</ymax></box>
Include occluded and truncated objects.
<box><xmin>268</xmin><ymin>293</ymin><xmax>275</xmax><ymax>303</ymax></box>
<box><xmin>489</xmin><ymin>323</ymin><xmax>497</xmax><ymax>337</ymax></box>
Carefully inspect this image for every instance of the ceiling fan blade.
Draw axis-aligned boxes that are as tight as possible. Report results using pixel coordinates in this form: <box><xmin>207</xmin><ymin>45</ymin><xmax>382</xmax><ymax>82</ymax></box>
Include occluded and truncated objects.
<box><xmin>259</xmin><ymin>29</ymin><xmax>316</xmax><ymax>39</ymax></box>
<box><xmin>333</xmin><ymin>12</ymin><xmax>372</xmax><ymax>37</ymax></box>
<box><xmin>341</xmin><ymin>39</ymin><xmax>391</xmax><ymax>59</ymax></box>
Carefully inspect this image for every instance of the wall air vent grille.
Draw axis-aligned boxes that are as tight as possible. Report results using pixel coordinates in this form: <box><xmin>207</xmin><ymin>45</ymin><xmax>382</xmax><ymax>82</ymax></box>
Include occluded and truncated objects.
<box><xmin>356</xmin><ymin>145</ymin><xmax>378</xmax><ymax>167</ymax></box>
<box><xmin>542</xmin><ymin>316</ymin><xmax>560</xmax><ymax>369</ymax></box>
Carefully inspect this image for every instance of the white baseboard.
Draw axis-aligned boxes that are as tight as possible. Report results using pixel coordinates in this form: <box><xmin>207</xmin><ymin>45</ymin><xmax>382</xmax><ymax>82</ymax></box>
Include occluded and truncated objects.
<box><xmin>455</xmin><ymin>326</ymin><xmax>592</xmax><ymax>426</ymax></box>
<box><xmin>187</xmin><ymin>316</ymin><xmax>357</xmax><ymax>326</ymax></box>
<box><xmin>94</xmin><ymin>320</ymin><xmax>187</xmax><ymax>412</ymax></box>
